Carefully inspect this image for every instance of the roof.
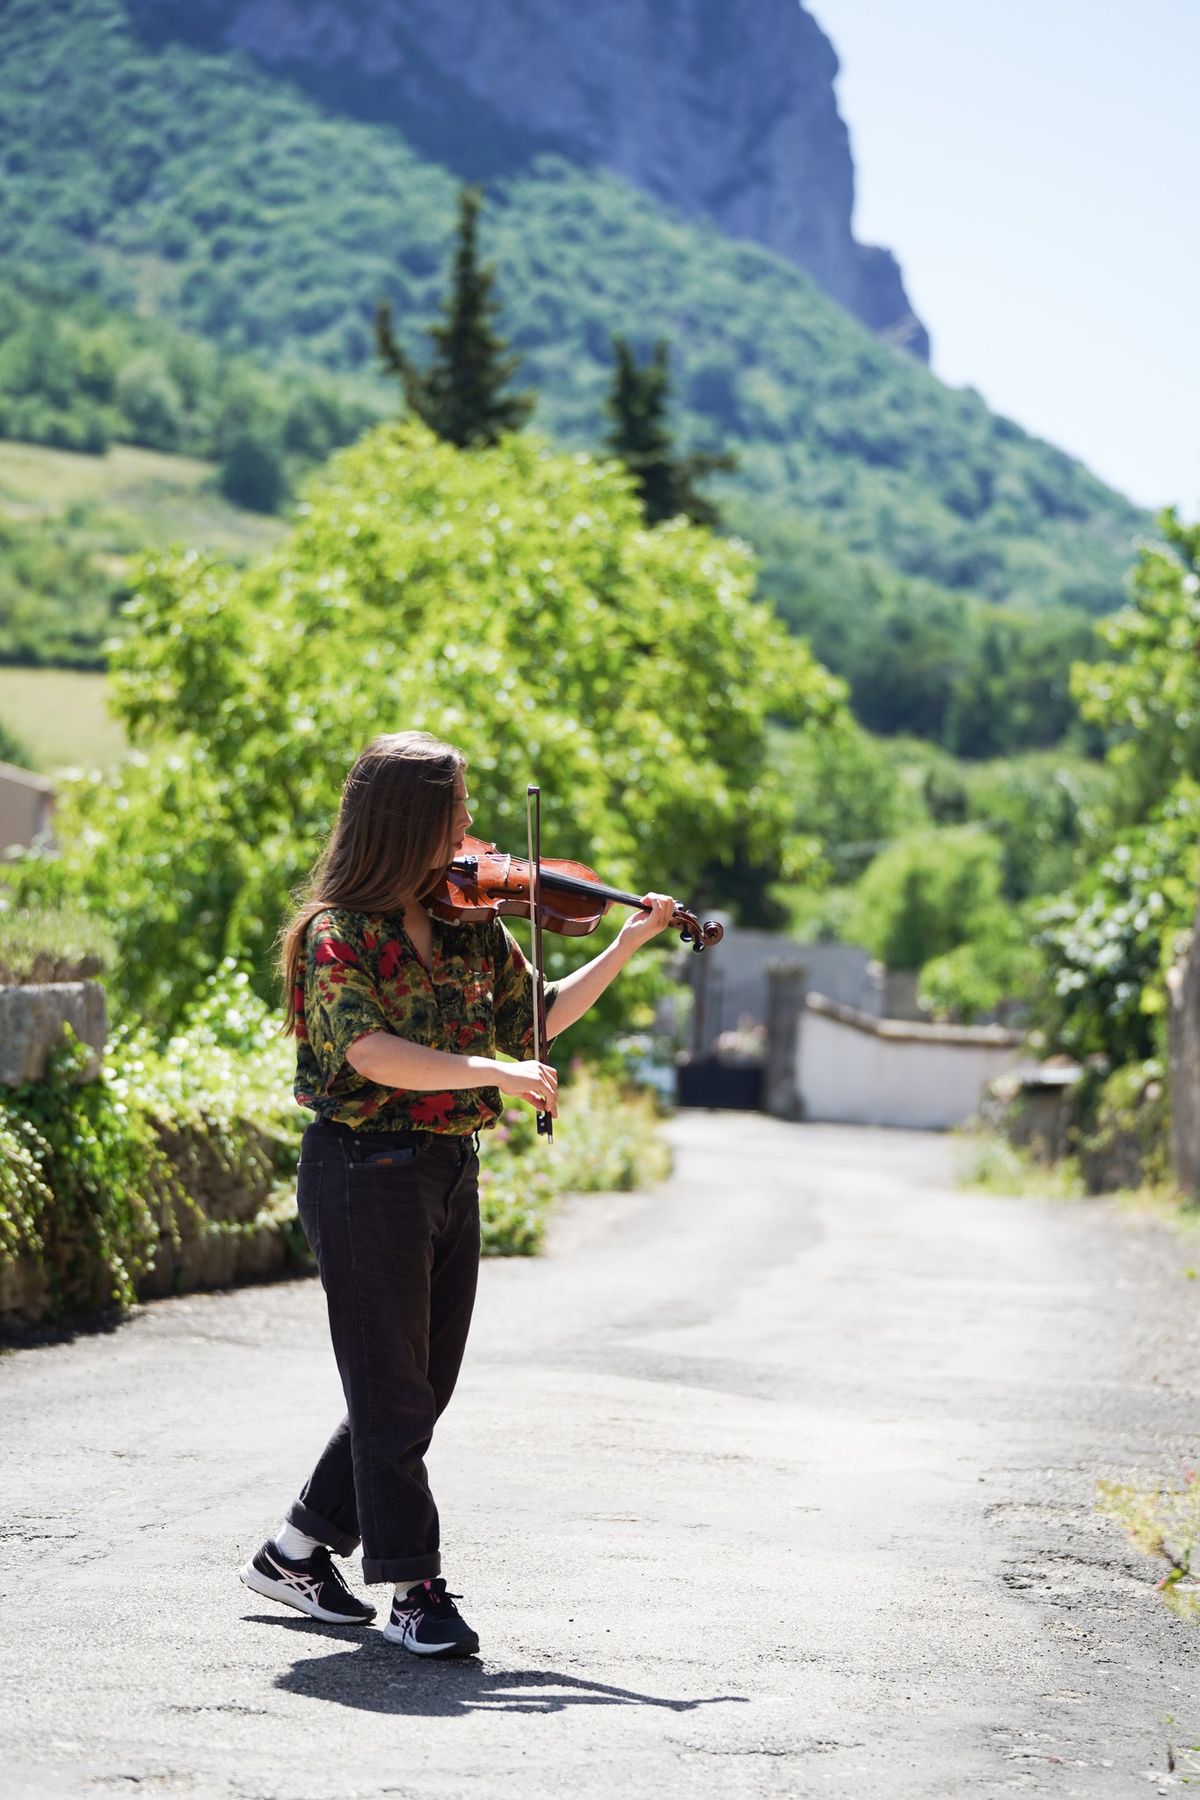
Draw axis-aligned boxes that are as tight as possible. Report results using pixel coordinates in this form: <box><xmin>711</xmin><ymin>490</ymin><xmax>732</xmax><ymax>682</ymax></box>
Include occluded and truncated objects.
<box><xmin>0</xmin><ymin>760</ymin><xmax>55</xmax><ymax>796</ymax></box>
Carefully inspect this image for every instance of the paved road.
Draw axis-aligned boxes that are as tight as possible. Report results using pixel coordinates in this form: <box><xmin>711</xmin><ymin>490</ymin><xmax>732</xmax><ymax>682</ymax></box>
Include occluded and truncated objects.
<box><xmin>2</xmin><ymin>1113</ymin><xmax>1199</xmax><ymax>1799</ymax></box>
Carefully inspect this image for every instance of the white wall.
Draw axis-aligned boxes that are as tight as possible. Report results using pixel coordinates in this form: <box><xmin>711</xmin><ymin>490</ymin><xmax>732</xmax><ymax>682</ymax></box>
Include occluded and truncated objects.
<box><xmin>0</xmin><ymin>762</ymin><xmax>54</xmax><ymax>855</ymax></box>
<box><xmin>797</xmin><ymin>997</ymin><xmax>1022</xmax><ymax>1130</ymax></box>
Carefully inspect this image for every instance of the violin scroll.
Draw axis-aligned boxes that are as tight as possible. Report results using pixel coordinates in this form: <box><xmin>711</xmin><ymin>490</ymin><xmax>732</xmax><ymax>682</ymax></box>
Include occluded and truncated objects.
<box><xmin>674</xmin><ymin>907</ymin><xmax>724</xmax><ymax>953</ymax></box>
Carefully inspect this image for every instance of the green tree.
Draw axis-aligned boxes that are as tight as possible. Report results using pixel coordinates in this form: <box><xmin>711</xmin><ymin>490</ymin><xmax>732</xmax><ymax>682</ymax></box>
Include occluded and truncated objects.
<box><xmin>1072</xmin><ymin>508</ymin><xmax>1200</xmax><ymax>824</ymax></box>
<box><xmin>13</xmin><ymin>423</ymin><xmax>842</xmax><ymax>1031</ymax></box>
<box><xmin>374</xmin><ymin>186</ymin><xmax>534</xmax><ymax>449</ymax></box>
<box><xmin>115</xmin><ymin>351</ymin><xmax>185</xmax><ymax>450</ymax></box>
<box><xmin>848</xmin><ymin>826</ymin><xmax>1004</xmax><ymax>970</ymax></box>
<box><xmin>604</xmin><ymin>336</ymin><xmax>736</xmax><ymax>528</ymax></box>
<box><xmin>215</xmin><ymin>389</ymin><xmax>287</xmax><ymax>512</ymax></box>
<box><xmin>918</xmin><ymin>905</ymin><xmax>1042</xmax><ymax>1024</ymax></box>
<box><xmin>772</xmin><ymin>715</ymin><xmax>917</xmax><ymax>884</ymax></box>
<box><xmin>964</xmin><ymin>757</ymin><xmax>1108</xmax><ymax>903</ymax></box>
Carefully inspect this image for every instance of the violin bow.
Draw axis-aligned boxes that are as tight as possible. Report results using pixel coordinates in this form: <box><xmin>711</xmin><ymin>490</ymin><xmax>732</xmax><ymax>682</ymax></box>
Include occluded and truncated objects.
<box><xmin>525</xmin><ymin>783</ymin><xmax>554</xmax><ymax>1142</ymax></box>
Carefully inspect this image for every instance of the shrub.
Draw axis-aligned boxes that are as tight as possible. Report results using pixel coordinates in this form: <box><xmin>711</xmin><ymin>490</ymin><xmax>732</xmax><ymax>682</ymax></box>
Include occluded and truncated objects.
<box><xmin>1077</xmin><ymin>1060</ymin><xmax>1171</xmax><ymax>1194</ymax></box>
<box><xmin>0</xmin><ymin>717</ymin><xmax>33</xmax><ymax>769</ymax></box>
<box><xmin>1097</xmin><ymin>1471</ymin><xmax>1200</xmax><ymax>1622</ymax></box>
<box><xmin>1031</xmin><ymin>788</ymin><xmax>1200</xmax><ymax>1065</ymax></box>
<box><xmin>848</xmin><ymin>826</ymin><xmax>1004</xmax><ymax>970</ymax></box>
<box><xmin>918</xmin><ymin>905</ymin><xmax>1042</xmax><ymax>1023</ymax></box>
<box><xmin>479</xmin><ymin>1063</ymin><xmax>671</xmax><ymax>1254</ymax></box>
<box><xmin>0</xmin><ymin>904</ymin><xmax>116</xmax><ymax>984</ymax></box>
<box><xmin>0</xmin><ymin>1027</ymin><xmax>193</xmax><ymax>1319</ymax></box>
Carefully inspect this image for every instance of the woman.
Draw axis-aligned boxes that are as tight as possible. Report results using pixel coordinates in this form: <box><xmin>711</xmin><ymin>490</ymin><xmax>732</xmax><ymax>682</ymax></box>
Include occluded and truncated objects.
<box><xmin>239</xmin><ymin>730</ymin><xmax>678</xmax><ymax>1658</ymax></box>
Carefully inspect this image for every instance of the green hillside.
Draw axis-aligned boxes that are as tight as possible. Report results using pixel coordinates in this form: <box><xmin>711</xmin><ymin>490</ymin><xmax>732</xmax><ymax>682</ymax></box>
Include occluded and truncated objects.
<box><xmin>0</xmin><ymin>0</ymin><xmax>1145</xmax><ymax>603</ymax></box>
<box><xmin>0</xmin><ymin>666</ymin><xmax>125</xmax><ymax>772</ymax></box>
<box><xmin>0</xmin><ymin>435</ymin><xmax>287</xmax><ymax>669</ymax></box>
<box><xmin>0</xmin><ymin>270</ymin><xmax>386</xmax><ymax>669</ymax></box>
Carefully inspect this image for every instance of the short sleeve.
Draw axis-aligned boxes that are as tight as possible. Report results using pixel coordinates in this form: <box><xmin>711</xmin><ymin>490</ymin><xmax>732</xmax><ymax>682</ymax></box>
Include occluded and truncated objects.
<box><xmin>492</xmin><ymin>920</ymin><xmax>560</xmax><ymax>1061</ymax></box>
<box><xmin>304</xmin><ymin>913</ymin><xmax>390</xmax><ymax>1090</ymax></box>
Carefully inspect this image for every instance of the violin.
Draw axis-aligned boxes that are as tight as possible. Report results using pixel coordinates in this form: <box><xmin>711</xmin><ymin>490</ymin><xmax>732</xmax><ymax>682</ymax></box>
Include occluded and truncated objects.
<box><xmin>421</xmin><ymin>790</ymin><xmax>723</xmax><ymax>1146</ymax></box>
<box><xmin>420</xmin><ymin>834</ymin><xmax>724</xmax><ymax>953</ymax></box>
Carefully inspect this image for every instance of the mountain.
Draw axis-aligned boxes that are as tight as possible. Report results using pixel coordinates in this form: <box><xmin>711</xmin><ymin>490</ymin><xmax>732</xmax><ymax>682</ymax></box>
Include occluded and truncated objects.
<box><xmin>0</xmin><ymin>0</ymin><xmax>1151</xmax><ymax>750</ymax></box>
<box><xmin>126</xmin><ymin>0</ymin><xmax>929</xmax><ymax>361</ymax></box>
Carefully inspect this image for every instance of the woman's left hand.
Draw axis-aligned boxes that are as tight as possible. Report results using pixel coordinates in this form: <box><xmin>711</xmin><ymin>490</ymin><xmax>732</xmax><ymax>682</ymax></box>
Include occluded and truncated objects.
<box><xmin>618</xmin><ymin>892</ymin><xmax>679</xmax><ymax>952</ymax></box>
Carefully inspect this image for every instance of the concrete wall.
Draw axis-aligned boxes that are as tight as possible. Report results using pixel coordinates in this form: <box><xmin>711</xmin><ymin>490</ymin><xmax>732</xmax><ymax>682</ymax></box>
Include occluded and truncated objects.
<box><xmin>795</xmin><ymin>992</ymin><xmax>1023</xmax><ymax>1130</ymax></box>
<box><xmin>684</xmin><ymin>927</ymin><xmax>882</xmax><ymax>1056</ymax></box>
<box><xmin>0</xmin><ymin>760</ymin><xmax>54</xmax><ymax>853</ymax></box>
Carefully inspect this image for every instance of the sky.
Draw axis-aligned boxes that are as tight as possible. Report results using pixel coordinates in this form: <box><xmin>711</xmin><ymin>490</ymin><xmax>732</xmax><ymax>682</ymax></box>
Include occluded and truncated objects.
<box><xmin>807</xmin><ymin>0</ymin><xmax>1199</xmax><ymax>515</ymax></box>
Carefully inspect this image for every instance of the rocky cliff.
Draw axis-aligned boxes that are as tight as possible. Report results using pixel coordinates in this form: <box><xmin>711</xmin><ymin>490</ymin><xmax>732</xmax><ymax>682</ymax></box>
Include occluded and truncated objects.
<box><xmin>131</xmin><ymin>0</ymin><xmax>929</xmax><ymax>359</ymax></box>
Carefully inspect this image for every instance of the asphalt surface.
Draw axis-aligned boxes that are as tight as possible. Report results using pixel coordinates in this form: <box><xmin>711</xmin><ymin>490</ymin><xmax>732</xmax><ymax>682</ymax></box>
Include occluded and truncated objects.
<box><xmin>2</xmin><ymin>1112</ymin><xmax>1199</xmax><ymax>1799</ymax></box>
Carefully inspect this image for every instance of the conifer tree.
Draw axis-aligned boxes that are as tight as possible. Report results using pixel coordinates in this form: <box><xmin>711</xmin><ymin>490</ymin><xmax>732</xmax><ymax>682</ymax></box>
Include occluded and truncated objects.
<box><xmin>374</xmin><ymin>186</ymin><xmax>534</xmax><ymax>448</ymax></box>
<box><xmin>604</xmin><ymin>336</ymin><xmax>736</xmax><ymax>528</ymax></box>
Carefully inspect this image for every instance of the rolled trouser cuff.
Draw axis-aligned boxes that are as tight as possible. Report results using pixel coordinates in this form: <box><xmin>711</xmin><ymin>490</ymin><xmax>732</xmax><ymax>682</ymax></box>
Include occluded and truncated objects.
<box><xmin>286</xmin><ymin>1497</ymin><xmax>360</xmax><ymax>1559</ymax></box>
<box><xmin>361</xmin><ymin>1549</ymin><xmax>441</xmax><ymax>1586</ymax></box>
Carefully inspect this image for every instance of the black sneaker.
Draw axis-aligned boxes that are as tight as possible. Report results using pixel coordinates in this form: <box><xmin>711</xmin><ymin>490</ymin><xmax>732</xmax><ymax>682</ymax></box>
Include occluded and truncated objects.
<box><xmin>238</xmin><ymin>1538</ymin><xmax>377</xmax><ymax>1625</ymax></box>
<box><xmin>382</xmin><ymin>1577</ymin><xmax>480</xmax><ymax>1657</ymax></box>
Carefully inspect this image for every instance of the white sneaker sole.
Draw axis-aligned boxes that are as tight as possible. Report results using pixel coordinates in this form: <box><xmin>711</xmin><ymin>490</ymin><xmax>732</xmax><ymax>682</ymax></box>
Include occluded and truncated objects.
<box><xmin>382</xmin><ymin>1617</ymin><xmax>479</xmax><ymax>1656</ymax></box>
<box><xmin>238</xmin><ymin>1558</ymin><xmax>375</xmax><ymax>1625</ymax></box>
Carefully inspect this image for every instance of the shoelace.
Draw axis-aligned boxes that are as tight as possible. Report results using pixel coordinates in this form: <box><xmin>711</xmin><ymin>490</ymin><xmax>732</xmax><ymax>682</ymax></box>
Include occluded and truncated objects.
<box><xmin>307</xmin><ymin>1546</ymin><xmax>352</xmax><ymax>1591</ymax></box>
<box><xmin>396</xmin><ymin>1578</ymin><xmax>464</xmax><ymax>1614</ymax></box>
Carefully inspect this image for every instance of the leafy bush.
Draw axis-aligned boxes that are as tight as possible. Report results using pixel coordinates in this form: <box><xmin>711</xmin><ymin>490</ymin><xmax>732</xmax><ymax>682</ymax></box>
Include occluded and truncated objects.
<box><xmin>1077</xmin><ymin>1059</ymin><xmax>1171</xmax><ymax>1193</ymax></box>
<box><xmin>1</xmin><ymin>1027</ymin><xmax>197</xmax><ymax>1319</ymax></box>
<box><xmin>955</xmin><ymin>1130</ymin><xmax>1084</xmax><ymax>1199</ymax></box>
<box><xmin>847</xmin><ymin>826</ymin><xmax>1005</xmax><ymax>970</ymax></box>
<box><xmin>1072</xmin><ymin>509</ymin><xmax>1200</xmax><ymax>826</ymax></box>
<box><xmin>918</xmin><ymin>906</ymin><xmax>1042</xmax><ymax>1023</ymax></box>
<box><xmin>478</xmin><ymin>1063</ymin><xmax>671</xmax><ymax>1254</ymax></box>
<box><xmin>1031</xmin><ymin>787</ymin><xmax>1200</xmax><ymax>1065</ymax></box>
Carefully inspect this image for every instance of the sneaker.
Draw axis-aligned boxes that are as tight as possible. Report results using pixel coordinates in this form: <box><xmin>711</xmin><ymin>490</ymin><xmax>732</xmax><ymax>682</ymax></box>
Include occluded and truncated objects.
<box><xmin>382</xmin><ymin>1577</ymin><xmax>480</xmax><ymax>1657</ymax></box>
<box><xmin>238</xmin><ymin>1538</ymin><xmax>377</xmax><ymax>1625</ymax></box>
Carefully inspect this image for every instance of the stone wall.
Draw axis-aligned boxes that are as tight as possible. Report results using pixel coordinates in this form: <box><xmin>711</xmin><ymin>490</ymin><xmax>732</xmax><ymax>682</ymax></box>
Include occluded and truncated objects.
<box><xmin>0</xmin><ymin>981</ymin><xmax>107</xmax><ymax>1086</ymax></box>
<box><xmin>1167</xmin><ymin>898</ymin><xmax>1200</xmax><ymax>1197</ymax></box>
<box><xmin>0</xmin><ymin>986</ymin><xmax>306</xmax><ymax>1331</ymax></box>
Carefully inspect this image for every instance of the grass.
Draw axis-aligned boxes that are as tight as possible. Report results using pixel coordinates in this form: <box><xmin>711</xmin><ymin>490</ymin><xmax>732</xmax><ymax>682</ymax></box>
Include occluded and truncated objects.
<box><xmin>1097</xmin><ymin>1474</ymin><xmax>1200</xmax><ymax>1625</ymax></box>
<box><xmin>957</xmin><ymin>1126</ymin><xmax>1200</xmax><ymax>1241</ymax></box>
<box><xmin>0</xmin><ymin>667</ymin><xmax>126</xmax><ymax>773</ymax></box>
<box><xmin>0</xmin><ymin>439</ymin><xmax>285</xmax><ymax>561</ymax></box>
<box><xmin>954</xmin><ymin>1128</ymin><xmax>1087</xmax><ymax>1199</ymax></box>
<box><xmin>0</xmin><ymin>439</ymin><xmax>287</xmax><ymax>771</ymax></box>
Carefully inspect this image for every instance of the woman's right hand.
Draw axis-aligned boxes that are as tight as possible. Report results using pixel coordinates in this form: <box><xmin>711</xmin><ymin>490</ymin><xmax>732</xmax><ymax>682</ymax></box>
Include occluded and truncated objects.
<box><xmin>494</xmin><ymin>1059</ymin><xmax>559</xmax><ymax>1116</ymax></box>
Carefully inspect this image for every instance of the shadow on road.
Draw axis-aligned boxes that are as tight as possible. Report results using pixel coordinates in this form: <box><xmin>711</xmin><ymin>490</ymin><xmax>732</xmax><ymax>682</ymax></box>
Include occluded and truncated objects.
<box><xmin>253</xmin><ymin>1617</ymin><xmax>746</xmax><ymax>1716</ymax></box>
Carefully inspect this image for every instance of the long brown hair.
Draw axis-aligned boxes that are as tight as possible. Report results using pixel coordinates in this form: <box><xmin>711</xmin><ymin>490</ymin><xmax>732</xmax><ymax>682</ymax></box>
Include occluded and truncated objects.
<box><xmin>277</xmin><ymin>730</ymin><xmax>466</xmax><ymax>1034</ymax></box>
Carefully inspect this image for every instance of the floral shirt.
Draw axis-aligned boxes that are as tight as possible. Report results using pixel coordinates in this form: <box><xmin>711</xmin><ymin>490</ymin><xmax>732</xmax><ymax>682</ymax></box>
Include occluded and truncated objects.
<box><xmin>293</xmin><ymin>906</ymin><xmax>559</xmax><ymax>1135</ymax></box>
